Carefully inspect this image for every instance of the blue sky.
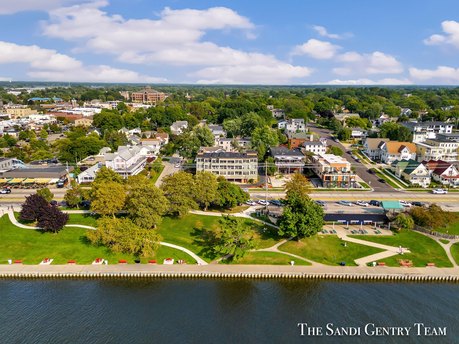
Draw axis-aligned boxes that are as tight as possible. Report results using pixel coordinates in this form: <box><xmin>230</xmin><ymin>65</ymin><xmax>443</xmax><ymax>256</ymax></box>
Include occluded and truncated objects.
<box><xmin>1</xmin><ymin>0</ymin><xmax>459</xmax><ymax>84</ymax></box>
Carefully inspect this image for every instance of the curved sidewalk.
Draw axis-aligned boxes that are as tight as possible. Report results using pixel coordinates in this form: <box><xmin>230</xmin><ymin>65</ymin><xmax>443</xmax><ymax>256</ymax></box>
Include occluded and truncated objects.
<box><xmin>6</xmin><ymin>209</ymin><xmax>208</xmax><ymax>266</ymax></box>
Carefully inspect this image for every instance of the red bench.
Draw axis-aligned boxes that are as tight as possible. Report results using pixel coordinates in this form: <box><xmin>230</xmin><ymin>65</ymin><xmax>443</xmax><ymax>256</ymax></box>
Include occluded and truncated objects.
<box><xmin>377</xmin><ymin>262</ymin><xmax>386</xmax><ymax>266</ymax></box>
<box><xmin>426</xmin><ymin>262</ymin><xmax>436</xmax><ymax>267</ymax></box>
<box><xmin>148</xmin><ymin>260</ymin><xmax>157</xmax><ymax>264</ymax></box>
<box><xmin>67</xmin><ymin>260</ymin><xmax>76</xmax><ymax>264</ymax></box>
<box><xmin>14</xmin><ymin>260</ymin><xmax>22</xmax><ymax>264</ymax></box>
<box><xmin>118</xmin><ymin>260</ymin><xmax>127</xmax><ymax>264</ymax></box>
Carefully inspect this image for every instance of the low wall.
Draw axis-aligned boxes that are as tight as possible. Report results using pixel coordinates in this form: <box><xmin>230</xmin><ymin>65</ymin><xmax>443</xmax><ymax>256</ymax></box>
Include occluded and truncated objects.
<box><xmin>413</xmin><ymin>226</ymin><xmax>459</xmax><ymax>240</ymax></box>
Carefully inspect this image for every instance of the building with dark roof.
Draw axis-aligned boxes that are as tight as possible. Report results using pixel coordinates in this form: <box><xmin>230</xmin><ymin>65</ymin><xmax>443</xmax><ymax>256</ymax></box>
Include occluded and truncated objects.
<box><xmin>195</xmin><ymin>150</ymin><xmax>258</xmax><ymax>183</ymax></box>
<box><xmin>1</xmin><ymin>165</ymin><xmax>73</xmax><ymax>179</ymax></box>
<box><xmin>401</xmin><ymin>121</ymin><xmax>453</xmax><ymax>143</ymax></box>
<box><xmin>269</xmin><ymin>147</ymin><xmax>305</xmax><ymax>173</ymax></box>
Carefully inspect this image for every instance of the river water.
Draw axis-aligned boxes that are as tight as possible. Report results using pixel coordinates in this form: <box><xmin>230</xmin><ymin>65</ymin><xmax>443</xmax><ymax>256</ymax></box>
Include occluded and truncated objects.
<box><xmin>0</xmin><ymin>279</ymin><xmax>457</xmax><ymax>343</ymax></box>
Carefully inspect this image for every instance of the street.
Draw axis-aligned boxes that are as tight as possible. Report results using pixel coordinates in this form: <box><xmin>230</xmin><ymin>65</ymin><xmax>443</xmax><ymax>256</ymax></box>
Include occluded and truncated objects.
<box><xmin>309</xmin><ymin>123</ymin><xmax>394</xmax><ymax>192</ymax></box>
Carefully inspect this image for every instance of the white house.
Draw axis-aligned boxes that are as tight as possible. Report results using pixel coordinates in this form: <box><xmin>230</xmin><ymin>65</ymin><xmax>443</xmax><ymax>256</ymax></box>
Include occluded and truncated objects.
<box><xmin>302</xmin><ymin>140</ymin><xmax>327</xmax><ymax>155</ymax></box>
<box><xmin>402</xmin><ymin>121</ymin><xmax>453</xmax><ymax>143</ymax></box>
<box><xmin>104</xmin><ymin>145</ymin><xmax>148</xmax><ymax>178</ymax></box>
<box><xmin>423</xmin><ymin>160</ymin><xmax>459</xmax><ymax>187</ymax></box>
<box><xmin>363</xmin><ymin>138</ymin><xmax>389</xmax><ymax>161</ymax></box>
<box><xmin>285</xmin><ymin>118</ymin><xmax>306</xmax><ymax>133</ymax></box>
<box><xmin>392</xmin><ymin>159</ymin><xmax>431</xmax><ymax>187</ymax></box>
<box><xmin>170</xmin><ymin>121</ymin><xmax>188</xmax><ymax>135</ymax></box>
<box><xmin>380</xmin><ymin>141</ymin><xmax>417</xmax><ymax>164</ymax></box>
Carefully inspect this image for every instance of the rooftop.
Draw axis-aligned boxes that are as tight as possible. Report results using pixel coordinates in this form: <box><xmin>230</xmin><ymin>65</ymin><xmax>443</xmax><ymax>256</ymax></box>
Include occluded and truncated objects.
<box><xmin>196</xmin><ymin>150</ymin><xmax>258</xmax><ymax>159</ymax></box>
<box><xmin>269</xmin><ymin>146</ymin><xmax>304</xmax><ymax>157</ymax></box>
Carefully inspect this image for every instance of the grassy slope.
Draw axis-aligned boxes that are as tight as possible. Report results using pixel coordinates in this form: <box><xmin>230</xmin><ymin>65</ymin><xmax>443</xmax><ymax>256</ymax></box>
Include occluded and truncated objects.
<box><xmin>450</xmin><ymin>243</ymin><xmax>459</xmax><ymax>265</ymax></box>
<box><xmin>229</xmin><ymin>251</ymin><xmax>310</xmax><ymax>265</ymax></box>
<box><xmin>0</xmin><ymin>215</ymin><xmax>195</xmax><ymax>265</ymax></box>
<box><xmin>349</xmin><ymin>230</ymin><xmax>453</xmax><ymax>267</ymax></box>
<box><xmin>279</xmin><ymin>235</ymin><xmax>383</xmax><ymax>266</ymax></box>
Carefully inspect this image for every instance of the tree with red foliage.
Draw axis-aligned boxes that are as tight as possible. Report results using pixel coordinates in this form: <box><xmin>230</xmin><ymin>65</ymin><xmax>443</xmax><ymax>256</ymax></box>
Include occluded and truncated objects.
<box><xmin>20</xmin><ymin>194</ymin><xmax>49</xmax><ymax>222</ymax></box>
<box><xmin>37</xmin><ymin>205</ymin><xmax>69</xmax><ymax>233</ymax></box>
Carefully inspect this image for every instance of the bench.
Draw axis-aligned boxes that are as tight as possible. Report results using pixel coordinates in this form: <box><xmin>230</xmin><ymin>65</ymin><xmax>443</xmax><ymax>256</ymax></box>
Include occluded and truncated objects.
<box><xmin>377</xmin><ymin>262</ymin><xmax>386</xmax><ymax>266</ymax></box>
<box><xmin>148</xmin><ymin>260</ymin><xmax>157</xmax><ymax>264</ymax></box>
<box><xmin>67</xmin><ymin>260</ymin><xmax>76</xmax><ymax>264</ymax></box>
<box><xmin>118</xmin><ymin>260</ymin><xmax>127</xmax><ymax>264</ymax></box>
<box><xmin>426</xmin><ymin>262</ymin><xmax>436</xmax><ymax>267</ymax></box>
<box><xmin>14</xmin><ymin>260</ymin><xmax>22</xmax><ymax>264</ymax></box>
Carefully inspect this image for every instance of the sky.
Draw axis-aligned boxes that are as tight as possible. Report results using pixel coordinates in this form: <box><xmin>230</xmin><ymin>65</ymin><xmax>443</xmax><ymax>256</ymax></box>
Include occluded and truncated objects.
<box><xmin>1</xmin><ymin>0</ymin><xmax>459</xmax><ymax>85</ymax></box>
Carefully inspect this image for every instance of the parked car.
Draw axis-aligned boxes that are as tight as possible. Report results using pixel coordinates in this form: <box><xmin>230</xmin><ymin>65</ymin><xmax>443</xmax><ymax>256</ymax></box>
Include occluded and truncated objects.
<box><xmin>399</xmin><ymin>200</ymin><xmax>412</xmax><ymax>207</ymax></box>
<box><xmin>257</xmin><ymin>200</ymin><xmax>269</xmax><ymax>206</ymax></box>
<box><xmin>50</xmin><ymin>200</ymin><xmax>58</xmax><ymax>206</ymax></box>
<box><xmin>369</xmin><ymin>200</ymin><xmax>380</xmax><ymax>207</ymax></box>
<box><xmin>315</xmin><ymin>200</ymin><xmax>326</xmax><ymax>207</ymax></box>
<box><xmin>368</xmin><ymin>169</ymin><xmax>375</xmax><ymax>174</ymax></box>
<box><xmin>411</xmin><ymin>201</ymin><xmax>425</xmax><ymax>207</ymax></box>
<box><xmin>432</xmin><ymin>189</ymin><xmax>448</xmax><ymax>194</ymax></box>
<box><xmin>338</xmin><ymin>200</ymin><xmax>353</xmax><ymax>207</ymax></box>
<box><xmin>246</xmin><ymin>200</ymin><xmax>257</xmax><ymax>206</ymax></box>
<box><xmin>0</xmin><ymin>188</ymin><xmax>11</xmax><ymax>194</ymax></box>
<box><xmin>269</xmin><ymin>200</ymin><xmax>282</xmax><ymax>206</ymax></box>
<box><xmin>80</xmin><ymin>200</ymin><xmax>91</xmax><ymax>208</ymax></box>
<box><xmin>378</xmin><ymin>178</ymin><xmax>387</xmax><ymax>183</ymax></box>
<box><xmin>356</xmin><ymin>200</ymin><xmax>369</xmax><ymax>207</ymax></box>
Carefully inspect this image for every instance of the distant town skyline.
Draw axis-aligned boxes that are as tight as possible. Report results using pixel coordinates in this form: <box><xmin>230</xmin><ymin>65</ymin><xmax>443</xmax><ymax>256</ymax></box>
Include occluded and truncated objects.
<box><xmin>1</xmin><ymin>0</ymin><xmax>459</xmax><ymax>85</ymax></box>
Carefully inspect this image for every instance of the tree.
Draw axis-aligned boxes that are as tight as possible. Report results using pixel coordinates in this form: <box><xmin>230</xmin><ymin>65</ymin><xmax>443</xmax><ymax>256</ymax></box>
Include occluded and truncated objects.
<box><xmin>93</xmin><ymin>166</ymin><xmax>123</xmax><ymax>184</ymax></box>
<box><xmin>393</xmin><ymin>213</ymin><xmax>414</xmax><ymax>231</ymax></box>
<box><xmin>266</xmin><ymin>156</ymin><xmax>277</xmax><ymax>176</ymax></box>
<box><xmin>284</xmin><ymin>173</ymin><xmax>310</xmax><ymax>199</ymax></box>
<box><xmin>212</xmin><ymin>216</ymin><xmax>255</xmax><ymax>261</ymax></box>
<box><xmin>251</xmin><ymin>126</ymin><xmax>279</xmax><ymax>159</ymax></box>
<box><xmin>327</xmin><ymin>146</ymin><xmax>344</xmax><ymax>156</ymax></box>
<box><xmin>126</xmin><ymin>182</ymin><xmax>169</xmax><ymax>228</ymax></box>
<box><xmin>91</xmin><ymin>181</ymin><xmax>126</xmax><ymax>217</ymax></box>
<box><xmin>64</xmin><ymin>181</ymin><xmax>83</xmax><ymax>208</ymax></box>
<box><xmin>194</xmin><ymin>171</ymin><xmax>218</xmax><ymax>211</ymax></box>
<box><xmin>20</xmin><ymin>194</ymin><xmax>50</xmax><ymax>222</ymax></box>
<box><xmin>337</xmin><ymin>127</ymin><xmax>351</xmax><ymax>141</ymax></box>
<box><xmin>215</xmin><ymin>178</ymin><xmax>249</xmax><ymax>209</ymax></box>
<box><xmin>161</xmin><ymin>171</ymin><xmax>197</xmax><ymax>216</ymax></box>
<box><xmin>278</xmin><ymin>192</ymin><xmax>324</xmax><ymax>239</ymax></box>
<box><xmin>86</xmin><ymin>217</ymin><xmax>161</xmax><ymax>257</ymax></box>
<box><xmin>39</xmin><ymin>128</ymin><xmax>48</xmax><ymax>139</ymax></box>
<box><xmin>37</xmin><ymin>205</ymin><xmax>69</xmax><ymax>233</ymax></box>
<box><xmin>36</xmin><ymin>187</ymin><xmax>54</xmax><ymax>202</ymax></box>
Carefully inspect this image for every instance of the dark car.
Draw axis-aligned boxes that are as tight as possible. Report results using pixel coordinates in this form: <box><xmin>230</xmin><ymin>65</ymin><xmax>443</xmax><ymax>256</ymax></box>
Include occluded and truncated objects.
<box><xmin>315</xmin><ymin>200</ymin><xmax>326</xmax><ymax>207</ymax></box>
<box><xmin>368</xmin><ymin>169</ymin><xmax>375</xmax><ymax>174</ymax></box>
<box><xmin>369</xmin><ymin>200</ymin><xmax>380</xmax><ymax>206</ymax></box>
<box><xmin>378</xmin><ymin>178</ymin><xmax>387</xmax><ymax>183</ymax></box>
<box><xmin>269</xmin><ymin>200</ymin><xmax>282</xmax><ymax>206</ymax></box>
<box><xmin>50</xmin><ymin>200</ymin><xmax>58</xmax><ymax>206</ymax></box>
<box><xmin>411</xmin><ymin>201</ymin><xmax>425</xmax><ymax>207</ymax></box>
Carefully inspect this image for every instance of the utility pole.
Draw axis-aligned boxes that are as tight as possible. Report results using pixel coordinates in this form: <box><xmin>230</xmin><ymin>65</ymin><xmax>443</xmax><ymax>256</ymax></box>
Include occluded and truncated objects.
<box><xmin>265</xmin><ymin>161</ymin><xmax>268</xmax><ymax>212</ymax></box>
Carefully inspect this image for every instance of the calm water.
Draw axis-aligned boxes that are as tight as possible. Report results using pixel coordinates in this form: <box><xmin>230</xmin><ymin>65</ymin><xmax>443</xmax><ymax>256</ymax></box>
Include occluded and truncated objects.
<box><xmin>0</xmin><ymin>279</ymin><xmax>457</xmax><ymax>344</ymax></box>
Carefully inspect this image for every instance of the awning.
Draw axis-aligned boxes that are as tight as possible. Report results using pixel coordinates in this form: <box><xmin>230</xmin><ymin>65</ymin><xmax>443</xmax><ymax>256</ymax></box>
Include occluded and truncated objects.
<box><xmin>8</xmin><ymin>178</ymin><xmax>25</xmax><ymax>184</ymax></box>
<box><xmin>48</xmin><ymin>178</ymin><xmax>60</xmax><ymax>184</ymax></box>
<box><xmin>0</xmin><ymin>178</ymin><xmax>10</xmax><ymax>183</ymax></box>
<box><xmin>22</xmin><ymin>178</ymin><xmax>35</xmax><ymax>184</ymax></box>
<box><xmin>35</xmin><ymin>178</ymin><xmax>51</xmax><ymax>184</ymax></box>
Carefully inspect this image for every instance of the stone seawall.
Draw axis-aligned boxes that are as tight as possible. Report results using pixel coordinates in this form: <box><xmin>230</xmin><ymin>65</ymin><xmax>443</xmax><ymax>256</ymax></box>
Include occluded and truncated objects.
<box><xmin>1</xmin><ymin>269</ymin><xmax>459</xmax><ymax>283</ymax></box>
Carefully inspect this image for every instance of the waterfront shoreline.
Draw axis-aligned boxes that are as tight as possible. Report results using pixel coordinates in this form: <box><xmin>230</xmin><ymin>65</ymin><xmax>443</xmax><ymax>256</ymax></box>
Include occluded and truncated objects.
<box><xmin>1</xmin><ymin>264</ymin><xmax>459</xmax><ymax>282</ymax></box>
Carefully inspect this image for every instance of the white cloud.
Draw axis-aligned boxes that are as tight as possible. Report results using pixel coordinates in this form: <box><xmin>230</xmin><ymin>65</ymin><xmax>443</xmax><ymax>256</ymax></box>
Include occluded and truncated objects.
<box><xmin>292</xmin><ymin>39</ymin><xmax>340</xmax><ymax>59</ymax></box>
<box><xmin>40</xmin><ymin>2</ymin><xmax>312</xmax><ymax>84</ymax></box>
<box><xmin>424</xmin><ymin>20</ymin><xmax>459</xmax><ymax>48</ymax></box>
<box><xmin>333</xmin><ymin>51</ymin><xmax>403</xmax><ymax>75</ymax></box>
<box><xmin>313</xmin><ymin>25</ymin><xmax>351</xmax><ymax>39</ymax></box>
<box><xmin>325</xmin><ymin>78</ymin><xmax>412</xmax><ymax>85</ymax></box>
<box><xmin>0</xmin><ymin>40</ymin><xmax>163</xmax><ymax>82</ymax></box>
<box><xmin>192</xmin><ymin>64</ymin><xmax>312</xmax><ymax>85</ymax></box>
<box><xmin>0</xmin><ymin>0</ymin><xmax>90</xmax><ymax>15</ymax></box>
<box><xmin>409</xmin><ymin>66</ymin><xmax>459</xmax><ymax>83</ymax></box>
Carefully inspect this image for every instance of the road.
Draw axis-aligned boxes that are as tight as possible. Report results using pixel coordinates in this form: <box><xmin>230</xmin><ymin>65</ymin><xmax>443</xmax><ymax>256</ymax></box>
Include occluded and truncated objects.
<box><xmin>154</xmin><ymin>161</ymin><xmax>180</xmax><ymax>187</ymax></box>
<box><xmin>309</xmin><ymin>124</ymin><xmax>393</xmax><ymax>192</ymax></box>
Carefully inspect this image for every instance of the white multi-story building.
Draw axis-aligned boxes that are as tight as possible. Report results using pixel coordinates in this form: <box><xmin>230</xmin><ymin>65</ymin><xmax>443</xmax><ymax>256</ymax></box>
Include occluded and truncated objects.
<box><xmin>310</xmin><ymin>154</ymin><xmax>356</xmax><ymax>188</ymax></box>
<box><xmin>284</xmin><ymin>118</ymin><xmax>306</xmax><ymax>133</ymax></box>
<box><xmin>195</xmin><ymin>151</ymin><xmax>258</xmax><ymax>183</ymax></box>
<box><xmin>416</xmin><ymin>138</ymin><xmax>459</xmax><ymax>162</ymax></box>
<box><xmin>363</xmin><ymin>138</ymin><xmax>389</xmax><ymax>161</ymax></box>
<box><xmin>379</xmin><ymin>142</ymin><xmax>417</xmax><ymax>164</ymax></box>
<box><xmin>170</xmin><ymin>121</ymin><xmax>188</xmax><ymax>135</ymax></box>
<box><xmin>104</xmin><ymin>145</ymin><xmax>148</xmax><ymax>179</ymax></box>
<box><xmin>302</xmin><ymin>140</ymin><xmax>327</xmax><ymax>155</ymax></box>
<box><xmin>216</xmin><ymin>137</ymin><xmax>251</xmax><ymax>152</ymax></box>
<box><xmin>402</xmin><ymin>121</ymin><xmax>453</xmax><ymax>143</ymax></box>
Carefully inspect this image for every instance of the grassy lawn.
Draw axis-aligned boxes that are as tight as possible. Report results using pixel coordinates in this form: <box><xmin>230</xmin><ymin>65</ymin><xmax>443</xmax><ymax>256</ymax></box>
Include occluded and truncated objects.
<box><xmin>371</xmin><ymin>168</ymin><xmax>400</xmax><ymax>189</ymax></box>
<box><xmin>434</xmin><ymin>220</ymin><xmax>459</xmax><ymax>236</ymax></box>
<box><xmin>228</xmin><ymin>251</ymin><xmax>311</xmax><ymax>265</ymax></box>
<box><xmin>157</xmin><ymin>214</ymin><xmax>281</xmax><ymax>262</ymax></box>
<box><xmin>67</xmin><ymin>213</ymin><xmax>98</xmax><ymax>227</ymax></box>
<box><xmin>278</xmin><ymin>235</ymin><xmax>383</xmax><ymax>266</ymax></box>
<box><xmin>349</xmin><ymin>230</ymin><xmax>453</xmax><ymax>267</ymax></box>
<box><xmin>439</xmin><ymin>239</ymin><xmax>450</xmax><ymax>244</ymax></box>
<box><xmin>150</xmin><ymin>164</ymin><xmax>165</xmax><ymax>184</ymax></box>
<box><xmin>451</xmin><ymin>243</ymin><xmax>459</xmax><ymax>265</ymax></box>
<box><xmin>0</xmin><ymin>215</ymin><xmax>195</xmax><ymax>265</ymax></box>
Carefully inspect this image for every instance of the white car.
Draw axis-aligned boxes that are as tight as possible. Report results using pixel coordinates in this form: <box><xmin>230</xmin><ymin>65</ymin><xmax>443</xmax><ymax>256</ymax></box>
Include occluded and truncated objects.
<box><xmin>257</xmin><ymin>200</ymin><xmax>270</xmax><ymax>206</ymax></box>
<box><xmin>432</xmin><ymin>189</ymin><xmax>448</xmax><ymax>194</ymax></box>
<box><xmin>356</xmin><ymin>200</ymin><xmax>369</xmax><ymax>207</ymax></box>
<box><xmin>399</xmin><ymin>200</ymin><xmax>412</xmax><ymax>207</ymax></box>
<box><xmin>246</xmin><ymin>200</ymin><xmax>257</xmax><ymax>206</ymax></box>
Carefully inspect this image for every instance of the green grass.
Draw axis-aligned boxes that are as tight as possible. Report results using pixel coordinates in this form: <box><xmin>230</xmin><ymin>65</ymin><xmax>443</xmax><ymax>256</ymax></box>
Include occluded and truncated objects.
<box><xmin>371</xmin><ymin>169</ymin><xmax>400</xmax><ymax>189</ymax></box>
<box><xmin>439</xmin><ymin>239</ymin><xmax>450</xmax><ymax>244</ymax></box>
<box><xmin>228</xmin><ymin>251</ymin><xmax>311</xmax><ymax>265</ymax></box>
<box><xmin>434</xmin><ymin>220</ymin><xmax>459</xmax><ymax>236</ymax></box>
<box><xmin>278</xmin><ymin>235</ymin><xmax>383</xmax><ymax>266</ymax></box>
<box><xmin>349</xmin><ymin>230</ymin><xmax>453</xmax><ymax>267</ymax></box>
<box><xmin>150</xmin><ymin>164</ymin><xmax>165</xmax><ymax>184</ymax></box>
<box><xmin>156</xmin><ymin>214</ymin><xmax>281</xmax><ymax>262</ymax></box>
<box><xmin>359</xmin><ymin>182</ymin><xmax>371</xmax><ymax>189</ymax></box>
<box><xmin>382</xmin><ymin>168</ymin><xmax>409</xmax><ymax>187</ymax></box>
<box><xmin>0</xmin><ymin>215</ymin><xmax>195</xmax><ymax>265</ymax></box>
<box><xmin>66</xmin><ymin>213</ymin><xmax>98</xmax><ymax>227</ymax></box>
<box><xmin>451</xmin><ymin>243</ymin><xmax>459</xmax><ymax>265</ymax></box>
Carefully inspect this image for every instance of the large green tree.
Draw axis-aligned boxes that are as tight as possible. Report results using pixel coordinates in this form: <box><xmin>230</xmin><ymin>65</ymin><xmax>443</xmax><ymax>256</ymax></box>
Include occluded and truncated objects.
<box><xmin>87</xmin><ymin>217</ymin><xmax>161</xmax><ymax>257</ymax></box>
<box><xmin>126</xmin><ymin>181</ymin><xmax>169</xmax><ymax>228</ymax></box>
<box><xmin>251</xmin><ymin>125</ymin><xmax>279</xmax><ymax>159</ymax></box>
<box><xmin>90</xmin><ymin>181</ymin><xmax>126</xmax><ymax>217</ymax></box>
<box><xmin>212</xmin><ymin>216</ymin><xmax>255</xmax><ymax>261</ymax></box>
<box><xmin>215</xmin><ymin>178</ymin><xmax>249</xmax><ymax>209</ymax></box>
<box><xmin>194</xmin><ymin>171</ymin><xmax>218</xmax><ymax>211</ymax></box>
<box><xmin>161</xmin><ymin>171</ymin><xmax>197</xmax><ymax>217</ymax></box>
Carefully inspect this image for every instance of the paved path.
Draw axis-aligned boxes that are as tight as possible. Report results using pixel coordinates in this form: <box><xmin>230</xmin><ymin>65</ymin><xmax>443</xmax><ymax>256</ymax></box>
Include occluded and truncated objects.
<box><xmin>189</xmin><ymin>209</ymin><xmax>278</xmax><ymax>228</ymax></box>
<box><xmin>5</xmin><ymin>209</ymin><xmax>208</xmax><ymax>266</ymax></box>
<box><xmin>413</xmin><ymin>230</ymin><xmax>459</xmax><ymax>267</ymax></box>
<box><xmin>154</xmin><ymin>162</ymin><xmax>178</xmax><ymax>187</ymax></box>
